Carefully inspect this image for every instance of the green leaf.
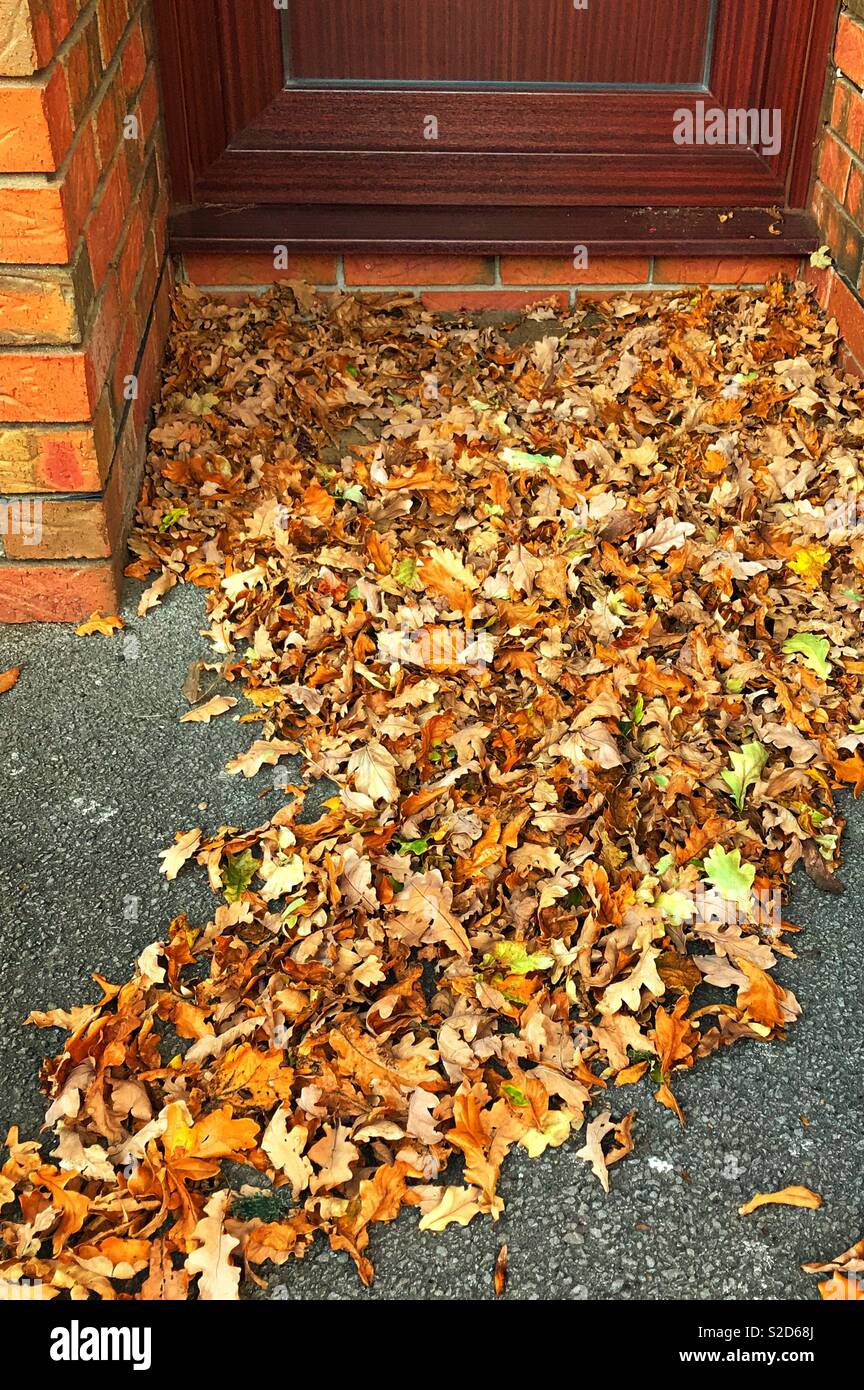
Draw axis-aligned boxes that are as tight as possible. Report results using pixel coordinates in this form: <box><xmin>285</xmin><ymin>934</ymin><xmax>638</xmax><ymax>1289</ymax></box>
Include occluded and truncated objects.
<box><xmin>338</xmin><ymin>484</ymin><xmax>365</xmax><ymax>505</ymax></box>
<box><xmin>782</xmin><ymin>633</ymin><xmax>832</xmax><ymax>680</ymax></box>
<box><xmin>702</xmin><ymin>845</ymin><xmax>756</xmax><ymax>907</ymax></box>
<box><xmin>182</xmin><ymin>390</ymin><xmax>219</xmax><ymax>416</ymax></box>
<box><xmin>485</xmin><ymin>940</ymin><xmax>554</xmax><ymax>975</ymax></box>
<box><xmin>502</xmin><ymin>1084</ymin><xmax>528</xmax><ymax>1107</ymax></box>
<box><xmin>159</xmin><ymin>506</ymin><xmax>188</xmax><ymax>533</ymax></box>
<box><xmin>720</xmin><ymin>740</ymin><xmax>769</xmax><ymax>811</ymax></box>
<box><xmin>393</xmin><ymin>557</ymin><xmax>418</xmax><ymax>587</ymax></box>
<box><xmin>655</xmin><ymin>889</ymin><xmax>694</xmax><ymax>926</ymax></box>
<box><xmin>397</xmin><ymin>837</ymin><xmax>429</xmax><ymax>856</ymax></box>
<box><xmin>222</xmin><ymin>848</ymin><xmax>260</xmax><ymax>903</ymax></box>
<box><xmin>810</xmin><ymin>245</ymin><xmax>832</xmax><ymax>269</ymax></box>
<box><xmin>653</xmin><ymin>852</ymin><xmax>674</xmax><ymax>876</ymax></box>
<box><xmin>500</xmin><ymin>447</ymin><xmax>562</xmax><ymax>473</ymax></box>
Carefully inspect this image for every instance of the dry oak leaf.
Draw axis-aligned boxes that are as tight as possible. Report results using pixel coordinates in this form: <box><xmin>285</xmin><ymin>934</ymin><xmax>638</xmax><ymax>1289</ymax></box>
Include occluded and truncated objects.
<box><xmin>162</xmin><ymin>1104</ymin><xmax>259</xmax><ymax>1174</ymax></box>
<box><xmin>393</xmin><ymin>869</ymin><xmax>471</xmax><ymax>958</ymax></box>
<box><xmin>418</xmin><ymin>545</ymin><xmax>479</xmax><ymax>614</ymax></box>
<box><xmin>308</xmin><ymin>1123</ymin><xmax>360</xmax><ymax>1194</ymax></box>
<box><xmin>599</xmin><ymin>945</ymin><xmax>665</xmax><ymax>1015</ymax></box>
<box><xmin>834</xmin><ymin>753</ymin><xmax>864</xmax><ymax>798</ymax></box>
<box><xmin>347</xmin><ymin>741</ymin><xmax>400</xmax><ymax>804</ymax></box>
<box><xmin>739</xmin><ymin>1185</ymin><xmax>822</xmax><ymax>1216</ymax></box>
<box><xmin>185</xmin><ymin>1190</ymin><xmax>241</xmax><ymax>1301</ymax></box>
<box><xmin>158</xmin><ymin>828</ymin><xmax>202</xmax><ymax>881</ymax></box>
<box><xmin>418</xmin><ymin>1185</ymin><xmax>483</xmax><ymax>1232</ymax></box>
<box><xmin>75</xmin><ymin>613</ymin><xmax>124</xmax><ymax>637</ymax></box>
<box><xmin>0</xmin><ymin>666</ymin><xmax>21</xmax><ymax>695</ymax></box>
<box><xmin>575</xmin><ymin>1110</ymin><xmax>617</xmax><ymax>1193</ymax></box>
<box><xmin>180</xmin><ymin>695</ymin><xmax>237</xmax><ymax>723</ymax></box>
<box><xmin>802</xmin><ymin>1235</ymin><xmax>864</xmax><ymax>1276</ymax></box>
<box><xmin>141</xmin><ymin>1236</ymin><xmax>190</xmax><ymax>1300</ymax></box>
<box><xmin>226</xmin><ymin>738</ymin><xmax>297</xmax><ymax>778</ymax></box>
<box><xmin>261</xmin><ymin>1110</ymin><xmax>313</xmax><ymax>1199</ymax></box>
<box><xmin>137</xmin><ymin>568</ymin><xmax>177</xmax><ymax>617</ymax></box>
<box><xmin>735</xmin><ymin>957</ymin><xmax>788</xmax><ymax>1031</ymax></box>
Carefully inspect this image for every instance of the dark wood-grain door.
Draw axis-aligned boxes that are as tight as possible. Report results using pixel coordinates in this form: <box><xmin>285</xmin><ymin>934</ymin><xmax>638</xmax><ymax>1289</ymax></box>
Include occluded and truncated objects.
<box><xmin>156</xmin><ymin>0</ymin><xmax>835</xmax><ymax>213</ymax></box>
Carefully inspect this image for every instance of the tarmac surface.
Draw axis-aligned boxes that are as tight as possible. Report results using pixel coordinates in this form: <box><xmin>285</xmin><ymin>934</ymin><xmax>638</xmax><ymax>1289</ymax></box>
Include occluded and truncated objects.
<box><xmin>1</xmin><ymin>582</ymin><xmax>862</xmax><ymax>1300</ymax></box>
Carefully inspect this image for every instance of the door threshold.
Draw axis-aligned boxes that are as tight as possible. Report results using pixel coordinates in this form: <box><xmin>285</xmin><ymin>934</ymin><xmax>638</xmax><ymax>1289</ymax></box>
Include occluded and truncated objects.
<box><xmin>169</xmin><ymin>205</ymin><xmax>819</xmax><ymax>257</ymax></box>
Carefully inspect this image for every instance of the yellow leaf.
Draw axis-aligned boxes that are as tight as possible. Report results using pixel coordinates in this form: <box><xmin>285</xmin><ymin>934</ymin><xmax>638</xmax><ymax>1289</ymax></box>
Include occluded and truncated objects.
<box><xmin>75</xmin><ymin>612</ymin><xmax>124</xmax><ymax>636</ymax></box>
<box><xmin>788</xmin><ymin>545</ymin><xmax>830</xmax><ymax>589</ymax></box>
<box><xmin>739</xmin><ymin>1185</ymin><xmax>822</xmax><ymax>1215</ymax></box>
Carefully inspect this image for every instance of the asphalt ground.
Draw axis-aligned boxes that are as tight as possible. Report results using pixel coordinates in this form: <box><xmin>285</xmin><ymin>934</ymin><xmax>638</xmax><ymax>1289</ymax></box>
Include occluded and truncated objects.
<box><xmin>1</xmin><ymin>581</ymin><xmax>862</xmax><ymax>1300</ymax></box>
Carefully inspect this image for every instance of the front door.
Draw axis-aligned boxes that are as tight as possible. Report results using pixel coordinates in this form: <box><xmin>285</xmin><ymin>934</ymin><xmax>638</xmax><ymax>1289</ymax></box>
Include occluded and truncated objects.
<box><xmin>156</xmin><ymin>0</ymin><xmax>834</xmax><ymax>219</ymax></box>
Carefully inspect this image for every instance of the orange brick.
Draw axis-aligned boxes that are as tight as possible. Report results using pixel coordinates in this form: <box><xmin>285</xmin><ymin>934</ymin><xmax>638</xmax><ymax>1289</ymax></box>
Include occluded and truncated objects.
<box><xmin>86</xmin><ymin>271</ymin><xmax>121</xmax><ymax>401</ymax></box>
<box><xmin>0</xmin><ymin>559</ymin><xmax>119</xmax><ymax>623</ymax></box>
<box><xmin>46</xmin><ymin>0</ymin><xmax>82</xmax><ymax>55</ymax></box>
<box><xmin>0</xmin><ymin>69</ymin><xmax>73</xmax><ymax>173</ymax></box>
<box><xmin>654</xmin><ymin>256</ymin><xmax>800</xmax><ymax>284</ymax></box>
<box><xmin>836</xmin><ymin>13</ymin><xmax>864</xmax><ymax>88</ymax></box>
<box><xmin>93</xmin><ymin>67</ymin><xmax>124</xmax><ymax>166</ymax></box>
<box><xmin>818</xmin><ymin>132</ymin><xmax>852</xmax><ymax>204</ymax></box>
<box><xmin>0</xmin><ymin>185</ymin><xmax>68</xmax><ymax>262</ymax></box>
<box><xmin>500</xmin><ymin>255</ymin><xmax>650</xmax><ymax>285</ymax></box>
<box><xmin>64</xmin><ymin>13</ymin><xmax>103</xmax><ymax>125</ymax></box>
<box><xmin>831</xmin><ymin>79</ymin><xmax>864</xmax><ymax>160</ymax></box>
<box><xmin>97</xmin><ymin>0</ymin><xmax>130</xmax><ymax>67</ymax></box>
<box><xmin>826</xmin><ymin>267</ymin><xmax>864</xmax><ymax>369</ymax></box>
<box><xmin>345</xmin><ymin>255</ymin><xmax>494</xmax><ymax>286</ymax></box>
<box><xmin>61</xmin><ymin>124</ymin><xmax>100</xmax><ymax>246</ymax></box>
<box><xmin>847</xmin><ymin>161</ymin><xmax>864</xmax><ymax>226</ymax></box>
<box><xmin>0</xmin><ymin>352</ymin><xmax>91</xmax><ymax>422</ymax></box>
<box><xmin>120</xmin><ymin>18</ymin><xmax>146</xmax><ymax>94</ymax></box>
<box><xmin>182</xmin><ymin>252</ymin><xmax>338</xmax><ymax>286</ymax></box>
<box><xmin>1</xmin><ymin>495</ymin><xmax>112</xmax><ymax>560</ymax></box>
<box><xmin>0</xmin><ymin>405</ymin><xmax>112</xmax><ymax>493</ymax></box>
<box><xmin>117</xmin><ymin>204</ymin><xmax>145</xmax><ymax>303</ymax></box>
<box><xmin>85</xmin><ymin>154</ymin><xmax>130</xmax><ymax>284</ymax></box>
<box><xmin>138</xmin><ymin>67</ymin><xmax>159</xmax><ymax>142</ymax></box>
<box><xmin>812</xmin><ymin>182</ymin><xmax>864</xmax><ymax>284</ymax></box>
<box><xmin>0</xmin><ymin>274</ymin><xmax>75</xmax><ymax>344</ymax></box>
<box><xmin>420</xmin><ymin>290</ymin><xmax>569</xmax><ymax>311</ymax></box>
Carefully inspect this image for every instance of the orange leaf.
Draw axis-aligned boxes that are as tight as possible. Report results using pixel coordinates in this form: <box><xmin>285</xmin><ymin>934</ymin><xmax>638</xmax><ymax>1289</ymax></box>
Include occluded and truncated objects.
<box><xmin>75</xmin><ymin>612</ymin><xmax>124</xmax><ymax>637</ymax></box>
<box><xmin>736</xmin><ymin>958</ymin><xmax>786</xmax><ymax>1030</ymax></box>
<box><xmin>739</xmin><ymin>1185</ymin><xmax>822</xmax><ymax>1215</ymax></box>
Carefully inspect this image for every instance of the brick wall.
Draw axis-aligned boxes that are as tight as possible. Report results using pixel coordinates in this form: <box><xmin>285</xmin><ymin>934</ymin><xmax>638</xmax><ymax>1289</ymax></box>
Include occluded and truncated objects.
<box><xmin>181</xmin><ymin>252</ymin><xmax>805</xmax><ymax>308</ymax></box>
<box><xmin>809</xmin><ymin>0</ymin><xmax>864</xmax><ymax>374</ymax></box>
<box><xmin>0</xmin><ymin>0</ymin><xmax>170</xmax><ymax>622</ymax></box>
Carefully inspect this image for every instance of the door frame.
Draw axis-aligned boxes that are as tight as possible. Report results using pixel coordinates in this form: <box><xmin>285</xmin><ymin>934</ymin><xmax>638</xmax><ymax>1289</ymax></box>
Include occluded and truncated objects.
<box><xmin>154</xmin><ymin>0</ymin><xmax>838</xmax><ymax>240</ymax></box>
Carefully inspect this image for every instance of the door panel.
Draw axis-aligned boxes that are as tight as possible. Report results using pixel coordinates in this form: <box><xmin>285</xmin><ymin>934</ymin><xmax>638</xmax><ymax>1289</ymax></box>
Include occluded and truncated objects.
<box><xmin>155</xmin><ymin>0</ymin><xmax>836</xmax><ymax>213</ymax></box>
<box><xmin>283</xmin><ymin>0</ymin><xmax>714</xmax><ymax>88</ymax></box>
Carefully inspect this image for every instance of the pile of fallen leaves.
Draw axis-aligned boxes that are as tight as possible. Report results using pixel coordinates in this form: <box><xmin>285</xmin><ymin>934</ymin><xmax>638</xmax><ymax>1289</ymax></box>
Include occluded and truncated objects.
<box><xmin>3</xmin><ymin>278</ymin><xmax>864</xmax><ymax>1300</ymax></box>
